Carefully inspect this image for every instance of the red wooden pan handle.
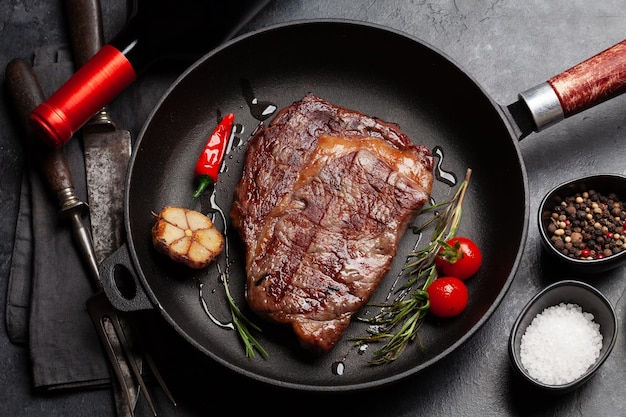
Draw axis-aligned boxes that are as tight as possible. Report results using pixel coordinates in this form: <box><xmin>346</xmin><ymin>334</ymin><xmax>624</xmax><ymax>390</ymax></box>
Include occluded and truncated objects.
<box><xmin>548</xmin><ymin>39</ymin><xmax>626</xmax><ymax>117</ymax></box>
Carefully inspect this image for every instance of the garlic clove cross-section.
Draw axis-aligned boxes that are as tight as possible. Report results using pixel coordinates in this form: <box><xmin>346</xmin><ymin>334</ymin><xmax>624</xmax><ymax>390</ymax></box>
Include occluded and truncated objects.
<box><xmin>152</xmin><ymin>206</ymin><xmax>224</xmax><ymax>269</ymax></box>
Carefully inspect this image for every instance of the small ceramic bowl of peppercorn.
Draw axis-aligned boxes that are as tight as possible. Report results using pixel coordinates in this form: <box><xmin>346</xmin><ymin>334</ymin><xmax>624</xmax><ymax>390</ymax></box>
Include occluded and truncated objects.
<box><xmin>538</xmin><ymin>174</ymin><xmax>626</xmax><ymax>274</ymax></box>
<box><xmin>508</xmin><ymin>280</ymin><xmax>617</xmax><ymax>392</ymax></box>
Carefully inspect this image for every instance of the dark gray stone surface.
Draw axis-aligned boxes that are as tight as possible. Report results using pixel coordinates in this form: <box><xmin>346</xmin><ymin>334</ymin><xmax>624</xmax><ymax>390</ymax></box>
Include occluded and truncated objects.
<box><xmin>2</xmin><ymin>1</ymin><xmax>626</xmax><ymax>415</ymax></box>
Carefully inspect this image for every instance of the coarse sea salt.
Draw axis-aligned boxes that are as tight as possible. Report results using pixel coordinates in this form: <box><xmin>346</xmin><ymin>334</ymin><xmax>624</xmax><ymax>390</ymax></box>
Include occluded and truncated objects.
<box><xmin>520</xmin><ymin>302</ymin><xmax>602</xmax><ymax>385</ymax></box>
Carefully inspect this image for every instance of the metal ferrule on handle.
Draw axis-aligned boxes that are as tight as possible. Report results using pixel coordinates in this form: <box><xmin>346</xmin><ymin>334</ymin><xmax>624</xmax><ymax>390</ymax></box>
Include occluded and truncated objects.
<box><xmin>56</xmin><ymin>186</ymin><xmax>85</xmax><ymax>211</ymax></box>
<box><xmin>86</xmin><ymin>106</ymin><xmax>116</xmax><ymax>133</ymax></box>
<box><xmin>518</xmin><ymin>83</ymin><xmax>564</xmax><ymax>132</ymax></box>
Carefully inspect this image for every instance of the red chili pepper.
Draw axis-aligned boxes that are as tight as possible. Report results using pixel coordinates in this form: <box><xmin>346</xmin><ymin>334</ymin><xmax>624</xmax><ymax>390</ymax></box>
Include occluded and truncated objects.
<box><xmin>192</xmin><ymin>113</ymin><xmax>235</xmax><ymax>199</ymax></box>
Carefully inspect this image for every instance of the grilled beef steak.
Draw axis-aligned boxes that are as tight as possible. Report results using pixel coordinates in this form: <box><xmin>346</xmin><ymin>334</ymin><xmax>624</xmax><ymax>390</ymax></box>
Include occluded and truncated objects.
<box><xmin>231</xmin><ymin>94</ymin><xmax>434</xmax><ymax>355</ymax></box>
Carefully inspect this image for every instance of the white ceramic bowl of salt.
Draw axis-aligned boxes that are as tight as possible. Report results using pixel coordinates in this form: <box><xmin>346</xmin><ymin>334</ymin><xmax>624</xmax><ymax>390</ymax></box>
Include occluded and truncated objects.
<box><xmin>508</xmin><ymin>280</ymin><xmax>617</xmax><ymax>392</ymax></box>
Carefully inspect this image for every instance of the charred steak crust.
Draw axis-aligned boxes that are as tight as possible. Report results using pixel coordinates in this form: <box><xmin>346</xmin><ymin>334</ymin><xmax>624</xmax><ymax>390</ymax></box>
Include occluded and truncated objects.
<box><xmin>231</xmin><ymin>94</ymin><xmax>434</xmax><ymax>355</ymax></box>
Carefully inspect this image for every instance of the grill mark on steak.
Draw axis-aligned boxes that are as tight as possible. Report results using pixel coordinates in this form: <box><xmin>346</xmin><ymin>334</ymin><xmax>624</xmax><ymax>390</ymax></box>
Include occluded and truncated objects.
<box><xmin>231</xmin><ymin>94</ymin><xmax>434</xmax><ymax>355</ymax></box>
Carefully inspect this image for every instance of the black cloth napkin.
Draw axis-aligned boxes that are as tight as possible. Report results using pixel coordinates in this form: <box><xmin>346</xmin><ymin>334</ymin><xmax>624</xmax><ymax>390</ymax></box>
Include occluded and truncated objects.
<box><xmin>6</xmin><ymin>172</ymin><xmax>32</xmax><ymax>345</ymax></box>
<box><xmin>5</xmin><ymin>46</ymin><xmax>110</xmax><ymax>390</ymax></box>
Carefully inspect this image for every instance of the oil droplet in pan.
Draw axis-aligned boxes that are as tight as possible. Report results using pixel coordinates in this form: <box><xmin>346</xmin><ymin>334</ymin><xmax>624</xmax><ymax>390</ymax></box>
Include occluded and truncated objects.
<box><xmin>196</xmin><ymin>183</ymin><xmax>236</xmax><ymax>331</ymax></box>
<box><xmin>198</xmin><ymin>282</ymin><xmax>234</xmax><ymax>330</ymax></box>
<box><xmin>251</xmin><ymin>98</ymin><xmax>277</xmax><ymax>120</ymax></box>
<box><xmin>230</xmin><ymin>123</ymin><xmax>245</xmax><ymax>148</ymax></box>
<box><xmin>240</xmin><ymin>78</ymin><xmax>277</xmax><ymax>121</ymax></box>
<box><xmin>332</xmin><ymin>361</ymin><xmax>345</xmax><ymax>376</ymax></box>
<box><xmin>432</xmin><ymin>145</ymin><xmax>457</xmax><ymax>187</ymax></box>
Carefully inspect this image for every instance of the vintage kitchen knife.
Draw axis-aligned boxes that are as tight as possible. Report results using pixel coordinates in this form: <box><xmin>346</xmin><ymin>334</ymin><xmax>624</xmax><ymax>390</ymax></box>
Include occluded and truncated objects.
<box><xmin>5</xmin><ymin>58</ymin><xmax>167</xmax><ymax>417</ymax></box>
<box><xmin>65</xmin><ymin>0</ymin><xmax>131</xmax><ymax>265</ymax></box>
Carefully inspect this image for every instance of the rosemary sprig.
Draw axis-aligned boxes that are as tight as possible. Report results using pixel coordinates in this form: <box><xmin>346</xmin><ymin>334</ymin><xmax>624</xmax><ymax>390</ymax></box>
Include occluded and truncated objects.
<box><xmin>222</xmin><ymin>275</ymin><xmax>269</xmax><ymax>359</ymax></box>
<box><xmin>354</xmin><ymin>168</ymin><xmax>472</xmax><ymax>364</ymax></box>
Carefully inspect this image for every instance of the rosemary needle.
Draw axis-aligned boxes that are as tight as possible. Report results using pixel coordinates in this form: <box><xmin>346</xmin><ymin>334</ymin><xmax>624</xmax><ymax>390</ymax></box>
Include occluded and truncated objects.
<box><xmin>222</xmin><ymin>275</ymin><xmax>269</xmax><ymax>359</ymax></box>
<box><xmin>355</xmin><ymin>168</ymin><xmax>472</xmax><ymax>364</ymax></box>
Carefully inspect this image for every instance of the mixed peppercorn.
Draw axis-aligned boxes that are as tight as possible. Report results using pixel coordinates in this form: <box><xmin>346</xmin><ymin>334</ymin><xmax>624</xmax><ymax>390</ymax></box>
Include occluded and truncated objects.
<box><xmin>546</xmin><ymin>189</ymin><xmax>626</xmax><ymax>260</ymax></box>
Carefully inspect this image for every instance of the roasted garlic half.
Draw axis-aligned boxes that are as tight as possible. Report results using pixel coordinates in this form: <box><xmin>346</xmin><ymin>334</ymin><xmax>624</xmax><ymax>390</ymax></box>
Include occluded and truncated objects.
<box><xmin>151</xmin><ymin>206</ymin><xmax>224</xmax><ymax>269</ymax></box>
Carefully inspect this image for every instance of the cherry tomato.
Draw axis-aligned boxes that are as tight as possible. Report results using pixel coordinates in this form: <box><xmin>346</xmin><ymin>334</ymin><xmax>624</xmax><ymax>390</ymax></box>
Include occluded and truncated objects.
<box><xmin>426</xmin><ymin>277</ymin><xmax>468</xmax><ymax>318</ymax></box>
<box><xmin>435</xmin><ymin>236</ymin><xmax>482</xmax><ymax>280</ymax></box>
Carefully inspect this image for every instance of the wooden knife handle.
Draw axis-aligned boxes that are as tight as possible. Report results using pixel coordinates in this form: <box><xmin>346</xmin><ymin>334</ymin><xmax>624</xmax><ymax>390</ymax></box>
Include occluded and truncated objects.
<box><xmin>5</xmin><ymin>58</ymin><xmax>75</xmax><ymax>192</ymax></box>
<box><xmin>65</xmin><ymin>0</ymin><xmax>105</xmax><ymax>67</ymax></box>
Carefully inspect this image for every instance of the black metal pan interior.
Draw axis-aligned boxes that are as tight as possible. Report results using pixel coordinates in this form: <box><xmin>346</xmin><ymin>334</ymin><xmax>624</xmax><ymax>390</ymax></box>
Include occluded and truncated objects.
<box><xmin>123</xmin><ymin>19</ymin><xmax>528</xmax><ymax>391</ymax></box>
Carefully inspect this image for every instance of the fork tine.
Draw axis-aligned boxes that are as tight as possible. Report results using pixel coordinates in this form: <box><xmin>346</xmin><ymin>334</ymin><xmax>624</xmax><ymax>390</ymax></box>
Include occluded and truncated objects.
<box><xmin>86</xmin><ymin>298</ymin><xmax>135</xmax><ymax>417</ymax></box>
<box><xmin>143</xmin><ymin>351</ymin><xmax>177</xmax><ymax>406</ymax></box>
<box><xmin>117</xmin><ymin>310</ymin><xmax>177</xmax><ymax>407</ymax></box>
<box><xmin>108</xmin><ymin>312</ymin><xmax>158</xmax><ymax>417</ymax></box>
<box><xmin>88</xmin><ymin>292</ymin><xmax>160</xmax><ymax>416</ymax></box>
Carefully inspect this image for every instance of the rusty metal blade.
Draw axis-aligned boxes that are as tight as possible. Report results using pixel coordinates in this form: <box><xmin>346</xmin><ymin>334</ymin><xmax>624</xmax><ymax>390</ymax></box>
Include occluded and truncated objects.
<box><xmin>82</xmin><ymin>129</ymin><xmax>131</xmax><ymax>263</ymax></box>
